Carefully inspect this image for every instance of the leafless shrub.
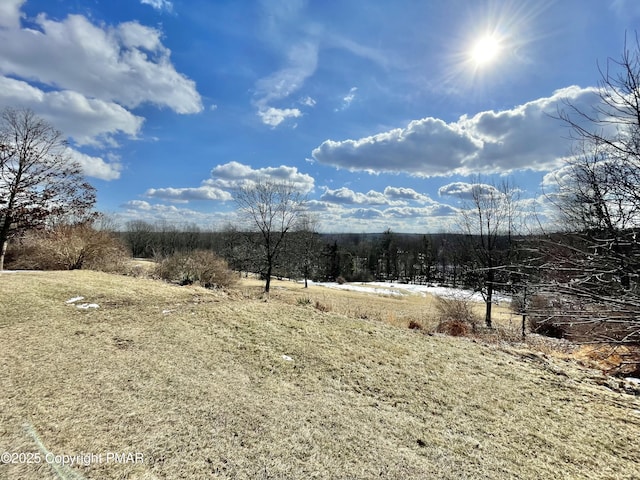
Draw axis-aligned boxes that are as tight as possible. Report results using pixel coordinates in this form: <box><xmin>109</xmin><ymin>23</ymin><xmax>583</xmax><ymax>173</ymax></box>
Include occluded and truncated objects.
<box><xmin>436</xmin><ymin>319</ymin><xmax>471</xmax><ymax>337</ymax></box>
<box><xmin>408</xmin><ymin>320</ymin><xmax>424</xmax><ymax>331</ymax></box>
<box><xmin>314</xmin><ymin>300</ymin><xmax>331</xmax><ymax>312</ymax></box>
<box><xmin>155</xmin><ymin>250</ymin><xmax>236</xmax><ymax>289</ymax></box>
<box><xmin>7</xmin><ymin>223</ymin><xmax>128</xmax><ymax>272</ymax></box>
<box><xmin>434</xmin><ymin>297</ymin><xmax>480</xmax><ymax>337</ymax></box>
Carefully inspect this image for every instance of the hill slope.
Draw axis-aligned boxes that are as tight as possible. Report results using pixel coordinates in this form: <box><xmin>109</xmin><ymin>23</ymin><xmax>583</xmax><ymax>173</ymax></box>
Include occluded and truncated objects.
<box><xmin>1</xmin><ymin>271</ymin><xmax>639</xmax><ymax>479</ymax></box>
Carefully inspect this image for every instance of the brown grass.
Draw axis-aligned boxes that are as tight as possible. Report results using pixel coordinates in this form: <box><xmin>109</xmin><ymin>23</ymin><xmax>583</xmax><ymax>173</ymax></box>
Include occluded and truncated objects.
<box><xmin>1</xmin><ymin>271</ymin><xmax>639</xmax><ymax>479</ymax></box>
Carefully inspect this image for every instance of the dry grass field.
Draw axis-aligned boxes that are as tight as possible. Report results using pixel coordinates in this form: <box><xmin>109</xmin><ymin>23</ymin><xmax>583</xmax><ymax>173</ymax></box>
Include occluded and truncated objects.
<box><xmin>1</xmin><ymin>270</ymin><xmax>640</xmax><ymax>479</ymax></box>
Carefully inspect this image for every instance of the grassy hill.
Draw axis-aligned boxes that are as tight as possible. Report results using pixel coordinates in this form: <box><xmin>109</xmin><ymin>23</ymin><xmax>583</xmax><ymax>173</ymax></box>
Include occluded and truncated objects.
<box><xmin>1</xmin><ymin>270</ymin><xmax>639</xmax><ymax>479</ymax></box>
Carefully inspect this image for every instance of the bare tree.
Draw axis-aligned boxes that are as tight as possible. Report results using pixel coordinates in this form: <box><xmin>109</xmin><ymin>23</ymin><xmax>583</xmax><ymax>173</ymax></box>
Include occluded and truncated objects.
<box><xmin>526</xmin><ymin>34</ymin><xmax>640</xmax><ymax>348</ymax></box>
<box><xmin>125</xmin><ymin>220</ymin><xmax>154</xmax><ymax>258</ymax></box>
<box><xmin>558</xmin><ymin>33</ymin><xmax>640</xmax><ymax>177</ymax></box>
<box><xmin>293</xmin><ymin>214</ymin><xmax>321</xmax><ymax>288</ymax></box>
<box><xmin>234</xmin><ymin>180</ymin><xmax>306</xmax><ymax>293</ymax></box>
<box><xmin>0</xmin><ymin>108</ymin><xmax>96</xmax><ymax>270</ymax></box>
<box><xmin>456</xmin><ymin>178</ymin><xmax>519</xmax><ymax>328</ymax></box>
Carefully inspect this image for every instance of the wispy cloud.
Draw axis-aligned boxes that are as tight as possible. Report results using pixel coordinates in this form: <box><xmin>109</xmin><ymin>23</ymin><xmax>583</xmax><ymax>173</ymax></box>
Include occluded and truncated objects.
<box><xmin>254</xmin><ymin>41</ymin><xmax>318</xmax><ymax>127</ymax></box>
<box><xmin>335</xmin><ymin>87</ymin><xmax>358</xmax><ymax>111</ymax></box>
<box><xmin>299</xmin><ymin>96</ymin><xmax>316</xmax><ymax>107</ymax></box>
<box><xmin>140</xmin><ymin>0</ymin><xmax>173</xmax><ymax>12</ymax></box>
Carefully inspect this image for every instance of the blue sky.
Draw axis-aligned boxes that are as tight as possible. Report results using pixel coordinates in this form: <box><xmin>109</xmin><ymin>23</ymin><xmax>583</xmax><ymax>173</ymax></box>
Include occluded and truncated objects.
<box><xmin>1</xmin><ymin>0</ymin><xmax>639</xmax><ymax>232</ymax></box>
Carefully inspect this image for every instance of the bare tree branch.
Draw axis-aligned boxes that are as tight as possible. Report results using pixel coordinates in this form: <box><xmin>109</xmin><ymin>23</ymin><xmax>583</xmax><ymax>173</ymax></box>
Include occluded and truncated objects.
<box><xmin>0</xmin><ymin>107</ymin><xmax>96</xmax><ymax>270</ymax></box>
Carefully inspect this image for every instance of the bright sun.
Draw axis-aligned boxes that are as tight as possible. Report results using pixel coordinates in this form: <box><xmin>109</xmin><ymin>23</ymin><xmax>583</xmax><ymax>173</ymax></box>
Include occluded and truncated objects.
<box><xmin>470</xmin><ymin>34</ymin><xmax>501</xmax><ymax>66</ymax></box>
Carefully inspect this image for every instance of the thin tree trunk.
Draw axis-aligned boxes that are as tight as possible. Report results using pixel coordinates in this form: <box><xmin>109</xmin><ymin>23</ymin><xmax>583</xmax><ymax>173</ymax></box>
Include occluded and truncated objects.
<box><xmin>485</xmin><ymin>265</ymin><xmax>494</xmax><ymax>328</ymax></box>
<box><xmin>265</xmin><ymin>264</ymin><xmax>272</xmax><ymax>293</ymax></box>
<box><xmin>0</xmin><ymin>239</ymin><xmax>7</xmax><ymax>271</ymax></box>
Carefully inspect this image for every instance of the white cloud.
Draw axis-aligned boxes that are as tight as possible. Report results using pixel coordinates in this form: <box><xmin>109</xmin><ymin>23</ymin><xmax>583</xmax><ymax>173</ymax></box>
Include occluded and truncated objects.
<box><xmin>336</xmin><ymin>87</ymin><xmax>358</xmax><ymax>111</ymax></box>
<box><xmin>145</xmin><ymin>186</ymin><xmax>233</xmax><ymax>202</ymax></box>
<box><xmin>320</xmin><ymin>187</ymin><xmax>390</xmax><ymax>205</ymax></box>
<box><xmin>254</xmin><ymin>41</ymin><xmax>318</xmax><ymax>126</ymax></box>
<box><xmin>66</xmin><ymin>148</ymin><xmax>122</xmax><ymax>181</ymax></box>
<box><xmin>140</xmin><ymin>0</ymin><xmax>173</xmax><ymax>12</ymax></box>
<box><xmin>541</xmin><ymin>165</ymin><xmax>575</xmax><ymax>191</ymax></box>
<box><xmin>305</xmin><ymin>185</ymin><xmax>458</xmax><ymax>232</ymax></box>
<box><xmin>383</xmin><ymin>187</ymin><xmax>432</xmax><ymax>204</ymax></box>
<box><xmin>313</xmin><ymin>117</ymin><xmax>480</xmax><ymax>176</ymax></box>
<box><xmin>0</xmin><ymin>0</ymin><xmax>23</xmax><ymax>29</ymax></box>
<box><xmin>0</xmin><ymin>11</ymin><xmax>202</xmax><ymax>114</ymax></box>
<box><xmin>118</xmin><ymin>200</ymin><xmax>230</xmax><ymax>228</ymax></box>
<box><xmin>0</xmin><ymin>2</ymin><xmax>201</xmax><ymax>182</ymax></box>
<box><xmin>384</xmin><ymin>205</ymin><xmax>457</xmax><ymax>219</ymax></box>
<box><xmin>299</xmin><ymin>96</ymin><xmax>316</xmax><ymax>107</ymax></box>
<box><xmin>438</xmin><ymin>182</ymin><xmax>501</xmax><ymax>201</ymax></box>
<box><xmin>142</xmin><ymin>161</ymin><xmax>315</xmax><ymax>209</ymax></box>
<box><xmin>348</xmin><ymin>208</ymin><xmax>385</xmax><ymax>219</ymax></box>
<box><xmin>208</xmin><ymin>161</ymin><xmax>315</xmax><ymax>193</ymax></box>
<box><xmin>258</xmin><ymin>107</ymin><xmax>302</xmax><ymax>127</ymax></box>
<box><xmin>123</xmin><ymin>200</ymin><xmax>153</xmax><ymax>211</ymax></box>
<box><xmin>0</xmin><ymin>76</ymin><xmax>144</xmax><ymax>147</ymax></box>
<box><xmin>0</xmin><ymin>76</ymin><xmax>144</xmax><ymax>146</ymax></box>
<box><xmin>320</xmin><ymin>186</ymin><xmax>422</xmax><ymax>206</ymax></box>
<box><xmin>305</xmin><ymin>199</ymin><xmax>458</xmax><ymax>233</ymax></box>
<box><xmin>313</xmin><ymin>86</ymin><xmax>602</xmax><ymax>177</ymax></box>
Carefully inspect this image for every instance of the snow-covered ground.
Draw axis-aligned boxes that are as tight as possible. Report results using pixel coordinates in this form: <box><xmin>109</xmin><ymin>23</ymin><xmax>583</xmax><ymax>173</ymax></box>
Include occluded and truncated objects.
<box><xmin>308</xmin><ymin>280</ymin><xmax>511</xmax><ymax>303</ymax></box>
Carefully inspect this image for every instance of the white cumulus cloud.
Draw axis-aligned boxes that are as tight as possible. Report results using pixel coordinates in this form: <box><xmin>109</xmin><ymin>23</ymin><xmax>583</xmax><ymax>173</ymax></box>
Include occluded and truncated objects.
<box><xmin>0</xmin><ymin>76</ymin><xmax>144</xmax><ymax>147</ymax></box>
<box><xmin>0</xmin><ymin>1</ymin><xmax>202</xmax><ymax>182</ymax></box>
<box><xmin>258</xmin><ymin>107</ymin><xmax>302</xmax><ymax>127</ymax></box>
<box><xmin>0</xmin><ymin>9</ymin><xmax>202</xmax><ymax>114</ymax></box>
<box><xmin>312</xmin><ymin>86</ymin><xmax>603</xmax><ymax>177</ymax></box>
<box><xmin>208</xmin><ymin>161</ymin><xmax>315</xmax><ymax>193</ymax></box>
<box><xmin>0</xmin><ymin>0</ymin><xmax>24</xmax><ymax>29</ymax></box>
<box><xmin>66</xmin><ymin>148</ymin><xmax>122</xmax><ymax>181</ymax></box>
<box><xmin>145</xmin><ymin>186</ymin><xmax>233</xmax><ymax>203</ymax></box>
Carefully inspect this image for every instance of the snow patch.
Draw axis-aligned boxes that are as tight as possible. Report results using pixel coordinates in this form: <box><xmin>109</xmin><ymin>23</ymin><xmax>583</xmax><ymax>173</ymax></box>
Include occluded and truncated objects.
<box><xmin>282</xmin><ymin>355</ymin><xmax>294</xmax><ymax>362</ymax></box>
<box><xmin>311</xmin><ymin>281</ymin><xmax>511</xmax><ymax>303</ymax></box>
<box><xmin>76</xmin><ymin>303</ymin><xmax>99</xmax><ymax>309</ymax></box>
<box><xmin>65</xmin><ymin>296</ymin><xmax>85</xmax><ymax>304</ymax></box>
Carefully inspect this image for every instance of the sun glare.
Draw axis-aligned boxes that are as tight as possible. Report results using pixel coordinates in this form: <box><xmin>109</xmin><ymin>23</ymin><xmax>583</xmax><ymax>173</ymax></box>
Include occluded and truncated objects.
<box><xmin>470</xmin><ymin>34</ymin><xmax>501</xmax><ymax>66</ymax></box>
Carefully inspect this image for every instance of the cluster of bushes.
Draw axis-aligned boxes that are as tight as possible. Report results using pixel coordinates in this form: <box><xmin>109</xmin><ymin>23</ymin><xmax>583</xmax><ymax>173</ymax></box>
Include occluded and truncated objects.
<box><xmin>154</xmin><ymin>250</ymin><xmax>236</xmax><ymax>289</ymax></box>
<box><xmin>6</xmin><ymin>223</ymin><xmax>128</xmax><ymax>272</ymax></box>
<box><xmin>6</xmin><ymin>222</ymin><xmax>238</xmax><ymax>291</ymax></box>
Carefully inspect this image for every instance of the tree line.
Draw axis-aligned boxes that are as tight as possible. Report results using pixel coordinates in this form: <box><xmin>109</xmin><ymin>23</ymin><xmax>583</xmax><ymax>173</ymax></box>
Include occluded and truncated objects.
<box><xmin>119</xmin><ymin>222</ymin><xmax>501</xmax><ymax>286</ymax></box>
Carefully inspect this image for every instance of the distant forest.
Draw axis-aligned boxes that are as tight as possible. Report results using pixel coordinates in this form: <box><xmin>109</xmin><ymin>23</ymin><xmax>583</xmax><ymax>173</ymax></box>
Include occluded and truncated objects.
<box><xmin>119</xmin><ymin>221</ymin><xmax>517</xmax><ymax>292</ymax></box>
